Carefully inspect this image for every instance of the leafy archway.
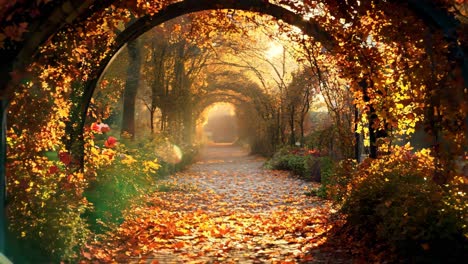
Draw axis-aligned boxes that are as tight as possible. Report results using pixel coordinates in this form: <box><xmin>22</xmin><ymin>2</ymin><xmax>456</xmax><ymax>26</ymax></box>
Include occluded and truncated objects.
<box><xmin>192</xmin><ymin>77</ymin><xmax>277</xmax><ymax>152</ymax></box>
<box><xmin>2</xmin><ymin>0</ymin><xmax>465</xmax><ymax>165</ymax></box>
<box><xmin>73</xmin><ymin>0</ymin><xmax>336</xmax><ymax>163</ymax></box>
<box><xmin>1</xmin><ymin>1</ymin><xmax>466</xmax><ymax>163</ymax></box>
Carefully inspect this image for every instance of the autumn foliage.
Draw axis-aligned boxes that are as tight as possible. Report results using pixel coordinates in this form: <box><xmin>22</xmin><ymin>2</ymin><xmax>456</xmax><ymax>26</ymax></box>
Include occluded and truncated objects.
<box><xmin>336</xmin><ymin>146</ymin><xmax>466</xmax><ymax>261</ymax></box>
<box><xmin>1</xmin><ymin>0</ymin><xmax>467</xmax><ymax>262</ymax></box>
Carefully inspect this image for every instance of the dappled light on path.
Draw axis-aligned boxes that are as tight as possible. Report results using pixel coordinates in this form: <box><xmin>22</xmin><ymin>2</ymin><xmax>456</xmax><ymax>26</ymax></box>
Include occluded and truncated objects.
<box><xmin>82</xmin><ymin>144</ymin><xmax>350</xmax><ymax>263</ymax></box>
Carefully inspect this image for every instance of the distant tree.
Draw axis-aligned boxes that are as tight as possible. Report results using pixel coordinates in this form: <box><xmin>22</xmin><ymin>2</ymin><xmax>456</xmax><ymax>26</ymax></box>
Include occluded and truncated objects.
<box><xmin>121</xmin><ymin>38</ymin><xmax>142</xmax><ymax>139</ymax></box>
<box><xmin>284</xmin><ymin>68</ymin><xmax>317</xmax><ymax>146</ymax></box>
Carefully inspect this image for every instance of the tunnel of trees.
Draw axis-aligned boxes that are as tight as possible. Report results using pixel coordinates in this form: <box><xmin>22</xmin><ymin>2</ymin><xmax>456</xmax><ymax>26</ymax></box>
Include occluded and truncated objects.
<box><xmin>0</xmin><ymin>0</ymin><xmax>467</xmax><ymax>262</ymax></box>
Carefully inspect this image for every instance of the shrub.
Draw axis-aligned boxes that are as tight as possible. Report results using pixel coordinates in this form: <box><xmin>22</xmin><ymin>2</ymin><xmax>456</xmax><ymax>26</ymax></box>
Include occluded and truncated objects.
<box><xmin>286</xmin><ymin>154</ymin><xmax>308</xmax><ymax>176</ymax></box>
<box><xmin>315</xmin><ymin>157</ymin><xmax>339</xmax><ymax>198</ymax></box>
<box><xmin>6</xmin><ymin>156</ymin><xmax>91</xmax><ymax>262</ymax></box>
<box><xmin>317</xmin><ymin>159</ymin><xmax>357</xmax><ymax>201</ymax></box>
<box><xmin>83</xmin><ymin>153</ymin><xmax>158</xmax><ymax>233</ymax></box>
<box><xmin>264</xmin><ymin>147</ymin><xmax>294</xmax><ymax>170</ymax></box>
<box><xmin>265</xmin><ymin>149</ymin><xmax>308</xmax><ymax>176</ymax></box>
<box><xmin>84</xmin><ymin>137</ymin><xmax>198</xmax><ymax>234</ymax></box>
<box><xmin>342</xmin><ymin>146</ymin><xmax>467</xmax><ymax>262</ymax></box>
<box><xmin>265</xmin><ymin>147</ymin><xmax>331</xmax><ymax>181</ymax></box>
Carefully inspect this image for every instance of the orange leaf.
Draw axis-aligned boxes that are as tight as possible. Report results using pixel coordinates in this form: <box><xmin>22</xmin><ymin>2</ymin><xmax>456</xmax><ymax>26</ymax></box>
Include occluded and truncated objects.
<box><xmin>82</xmin><ymin>252</ymin><xmax>92</xmax><ymax>260</ymax></box>
<box><xmin>173</xmin><ymin>241</ymin><xmax>185</xmax><ymax>250</ymax></box>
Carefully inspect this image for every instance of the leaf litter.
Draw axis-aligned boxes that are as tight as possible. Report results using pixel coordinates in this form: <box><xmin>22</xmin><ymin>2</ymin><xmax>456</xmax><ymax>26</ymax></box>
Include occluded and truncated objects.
<box><xmin>81</xmin><ymin>145</ymin><xmax>353</xmax><ymax>263</ymax></box>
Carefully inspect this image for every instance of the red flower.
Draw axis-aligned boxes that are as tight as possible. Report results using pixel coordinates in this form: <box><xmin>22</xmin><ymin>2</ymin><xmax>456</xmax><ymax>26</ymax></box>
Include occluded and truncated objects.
<box><xmin>104</xmin><ymin>136</ymin><xmax>117</xmax><ymax>148</ymax></box>
<box><xmin>91</xmin><ymin>122</ymin><xmax>111</xmax><ymax>133</ymax></box>
<box><xmin>91</xmin><ymin>122</ymin><xmax>101</xmax><ymax>132</ymax></box>
<box><xmin>59</xmin><ymin>152</ymin><xmax>72</xmax><ymax>166</ymax></box>
<box><xmin>48</xmin><ymin>165</ymin><xmax>59</xmax><ymax>174</ymax></box>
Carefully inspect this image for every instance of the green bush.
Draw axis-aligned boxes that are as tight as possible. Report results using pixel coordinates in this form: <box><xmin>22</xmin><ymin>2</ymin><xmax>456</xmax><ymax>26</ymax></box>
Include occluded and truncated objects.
<box><xmin>287</xmin><ymin>155</ymin><xmax>308</xmax><ymax>176</ymax></box>
<box><xmin>84</xmin><ymin>155</ymin><xmax>157</xmax><ymax>233</ymax></box>
<box><xmin>7</xmin><ymin>159</ymin><xmax>91</xmax><ymax>263</ymax></box>
<box><xmin>342</xmin><ymin>147</ymin><xmax>467</xmax><ymax>262</ymax></box>
<box><xmin>317</xmin><ymin>159</ymin><xmax>356</xmax><ymax>201</ymax></box>
<box><xmin>264</xmin><ymin>147</ymin><xmax>291</xmax><ymax>170</ymax></box>
<box><xmin>265</xmin><ymin>152</ymin><xmax>308</xmax><ymax>177</ymax></box>
<box><xmin>84</xmin><ymin>139</ymin><xmax>198</xmax><ymax>234</ymax></box>
<box><xmin>265</xmin><ymin>147</ymin><xmax>333</xmax><ymax>182</ymax></box>
<box><xmin>7</xmin><ymin>200</ymin><xmax>90</xmax><ymax>263</ymax></box>
<box><xmin>315</xmin><ymin>157</ymin><xmax>337</xmax><ymax>198</ymax></box>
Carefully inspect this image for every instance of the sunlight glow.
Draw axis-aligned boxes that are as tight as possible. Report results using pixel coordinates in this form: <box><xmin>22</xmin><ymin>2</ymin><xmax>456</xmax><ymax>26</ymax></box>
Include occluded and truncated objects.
<box><xmin>265</xmin><ymin>42</ymin><xmax>283</xmax><ymax>59</ymax></box>
<box><xmin>195</xmin><ymin>102</ymin><xmax>237</xmax><ymax>144</ymax></box>
<box><xmin>206</xmin><ymin>102</ymin><xmax>236</xmax><ymax>119</ymax></box>
<box><xmin>155</xmin><ymin>142</ymin><xmax>183</xmax><ymax>164</ymax></box>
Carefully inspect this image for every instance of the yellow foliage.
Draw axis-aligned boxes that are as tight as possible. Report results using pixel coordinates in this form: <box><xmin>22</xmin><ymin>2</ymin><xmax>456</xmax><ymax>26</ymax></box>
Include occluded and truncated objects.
<box><xmin>121</xmin><ymin>154</ymin><xmax>137</xmax><ymax>165</ymax></box>
<box><xmin>350</xmin><ymin>145</ymin><xmax>436</xmax><ymax>190</ymax></box>
<box><xmin>143</xmin><ymin>159</ymin><xmax>161</xmax><ymax>174</ymax></box>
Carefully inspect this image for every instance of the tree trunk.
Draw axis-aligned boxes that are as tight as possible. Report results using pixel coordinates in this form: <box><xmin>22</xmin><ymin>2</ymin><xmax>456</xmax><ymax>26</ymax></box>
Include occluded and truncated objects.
<box><xmin>368</xmin><ymin>109</ymin><xmax>378</xmax><ymax>159</ymax></box>
<box><xmin>360</xmin><ymin>78</ymin><xmax>378</xmax><ymax>159</ymax></box>
<box><xmin>354</xmin><ymin>106</ymin><xmax>361</xmax><ymax>161</ymax></box>
<box><xmin>160</xmin><ymin>110</ymin><xmax>166</xmax><ymax>132</ymax></box>
<box><xmin>0</xmin><ymin>99</ymin><xmax>7</xmax><ymax>253</ymax></box>
<box><xmin>64</xmin><ymin>81</ymin><xmax>86</xmax><ymax>167</ymax></box>
<box><xmin>121</xmin><ymin>39</ymin><xmax>142</xmax><ymax>139</ymax></box>
<box><xmin>150</xmin><ymin>108</ymin><xmax>155</xmax><ymax>133</ymax></box>
<box><xmin>182</xmin><ymin>92</ymin><xmax>193</xmax><ymax>145</ymax></box>
<box><xmin>299</xmin><ymin>86</ymin><xmax>311</xmax><ymax>147</ymax></box>
<box><xmin>289</xmin><ymin>105</ymin><xmax>296</xmax><ymax>145</ymax></box>
<box><xmin>149</xmin><ymin>41</ymin><xmax>167</xmax><ymax>135</ymax></box>
<box><xmin>300</xmin><ymin>119</ymin><xmax>305</xmax><ymax>147</ymax></box>
<box><xmin>183</xmin><ymin>112</ymin><xmax>193</xmax><ymax>144</ymax></box>
<box><xmin>276</xmin><ymin>110</ymin><xmax>282</xmax><ymax>144</ymax></box>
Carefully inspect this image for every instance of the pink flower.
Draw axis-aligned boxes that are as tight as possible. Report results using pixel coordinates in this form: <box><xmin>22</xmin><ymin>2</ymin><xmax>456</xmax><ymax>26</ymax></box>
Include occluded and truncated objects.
<box><xmin>91</xmin><ymin>122</ymin><xmax>111</xmax><ymax>133</ymax></box>
<box><xmin>100</xmin><ymin>124</ymin><xmax>110</xmax><ymax>133</ymax></box>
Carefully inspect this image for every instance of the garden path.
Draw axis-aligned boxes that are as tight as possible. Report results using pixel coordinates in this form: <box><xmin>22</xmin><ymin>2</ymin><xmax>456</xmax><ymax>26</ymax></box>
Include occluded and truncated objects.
<box><xmin>84</xmin><ymin>143</ymin><xmax>356</xmax><ymax>263</ymax></box>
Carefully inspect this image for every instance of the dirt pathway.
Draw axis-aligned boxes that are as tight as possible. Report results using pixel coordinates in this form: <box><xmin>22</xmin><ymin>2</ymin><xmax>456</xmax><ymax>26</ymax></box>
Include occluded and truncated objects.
<box><xmin>84</xmin><ymin>144</ymin><xmax>354</xmax><ymax>263</ymax></box>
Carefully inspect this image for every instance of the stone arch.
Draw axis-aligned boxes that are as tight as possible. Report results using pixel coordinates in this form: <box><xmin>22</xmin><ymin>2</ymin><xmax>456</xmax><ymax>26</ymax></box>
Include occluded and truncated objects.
<box><xmin>46</xmin><ymin>0</ymin><xmax>338</xmax><ymax>163</ymax></box>
<box><xmin>0</xmin><ymin>1</ymin><xmax>466</xmax><ymax>177</ymax></box>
